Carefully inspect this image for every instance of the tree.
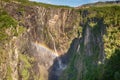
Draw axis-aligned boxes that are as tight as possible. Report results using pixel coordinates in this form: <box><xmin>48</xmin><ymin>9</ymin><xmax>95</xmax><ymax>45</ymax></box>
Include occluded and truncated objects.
<box><xmin>103</xmin><ymin>49</ymin><xmax>120</xmax><ymax>80</ymax></box>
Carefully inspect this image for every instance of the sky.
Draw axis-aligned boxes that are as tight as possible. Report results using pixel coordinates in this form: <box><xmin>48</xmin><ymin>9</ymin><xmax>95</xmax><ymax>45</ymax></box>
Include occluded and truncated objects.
<box><xmin>30</xmin><ymin>0</ymin><xmax>114</xmax><ymax>7</ymax></box>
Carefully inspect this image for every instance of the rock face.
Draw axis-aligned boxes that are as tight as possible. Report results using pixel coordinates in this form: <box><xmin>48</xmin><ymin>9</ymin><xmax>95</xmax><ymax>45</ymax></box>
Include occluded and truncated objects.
<box><xmin>0</xmin><ymin>1</ymin><xmax>120</xmax><ymax>80</ymax></box>
<box><xmin>60</xmin><ymin>5</ymin><xmax>120</xmax><ymax>80</ymax></box>
<box><xmin>0</xmin><ymin>1</ymin><xmax>80</xmax><ymax>80</ymax></box>
<box><xmin>4</xmin><ymin>2</ymin><xmax>80</xmax><ymax>55</ymax></box>
<box><xmin>60</xmin><ymin>17</ymin><xmax>106</xmax><ymax>80</ymax></box>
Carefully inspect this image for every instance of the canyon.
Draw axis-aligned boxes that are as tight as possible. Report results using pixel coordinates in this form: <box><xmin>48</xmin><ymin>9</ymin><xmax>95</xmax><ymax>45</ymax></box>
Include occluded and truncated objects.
<box><xmin>0</xmin><ymin>0</ymin><xmax>120</xmax><ymax>80</ymax></box>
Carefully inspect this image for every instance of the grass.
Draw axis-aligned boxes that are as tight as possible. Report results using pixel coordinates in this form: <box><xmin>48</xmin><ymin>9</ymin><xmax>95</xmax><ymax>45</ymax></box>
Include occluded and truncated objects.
<box><xmin>19</xmin><ymin>54</ymin><xmax>32</xmax><ymax>68</ymax></box>
<box><xmin>0</xmin><ymin>9</ymin><xmax>17</xmax><ymax>28</ymax></box>
<box><xmin>0</xmin><ymin>9</ymin><xmax>18</xmax><ymax>42</ymax></box>
<box><xmin>19</xmin><ymin>53</ymin><xmax>35</xmax><ymax>80</ymax></box>
<box><xmin>21</xmin><ymin>69</ymin><xmax>30</xmax><ymax>80</ymax></box>
<box><xmin>6</xmin><ymin>66</ymin><xmax>12</xmax><ymax>80</ymax></box>
<box><xmin>19</xmin><ymin>54</ymin><xmax>32</xmax><ymax>80</ymax></box>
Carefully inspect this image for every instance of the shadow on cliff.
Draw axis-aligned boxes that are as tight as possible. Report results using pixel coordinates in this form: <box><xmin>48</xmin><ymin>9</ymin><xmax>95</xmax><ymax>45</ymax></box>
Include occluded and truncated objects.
<box><xmin>103</xmin><ymin>49</ymin><xmax>120</xmax><ymax>80</ymax></box>
<box><xmin>48</xmin><ymin>17</ymin><xmax>106</xmax><ymax>80</ymax></box>
<box><xmin>48</xmin><ymin>37</ymin><xmax>82</xmax><ymax>80</ymax></box>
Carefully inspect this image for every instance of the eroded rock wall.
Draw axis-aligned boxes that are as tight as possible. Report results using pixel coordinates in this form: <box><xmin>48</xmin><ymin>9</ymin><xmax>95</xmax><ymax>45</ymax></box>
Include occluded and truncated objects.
<box><xmin>0</xmin><ymin>1</ymin><xmax>80</xmax><ymax>80</ymax></box>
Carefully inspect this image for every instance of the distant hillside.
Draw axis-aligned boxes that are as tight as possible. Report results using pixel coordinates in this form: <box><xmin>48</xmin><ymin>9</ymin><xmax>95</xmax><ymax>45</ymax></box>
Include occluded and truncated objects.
<box><xmin>76</xmin><ymin>1</ymin><xmax>120</xmax><ymax>9</ymax></box>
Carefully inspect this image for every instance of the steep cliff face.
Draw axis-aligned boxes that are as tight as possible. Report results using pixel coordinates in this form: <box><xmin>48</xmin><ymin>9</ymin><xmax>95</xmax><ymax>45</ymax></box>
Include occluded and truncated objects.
<box><xmin>60</xmin><ymin>18</ymin><xmax>106</xmax><ymax>80</ymax></box>
<box><xmin>0</xmin><ymin>1</ymin><xmax>120</xmax><ymax>80</ymax></box>
<box><xmin>0</xmin><ymin>1</ymin><xmax>80</xmax><ymax>80</ymax></box>
<box><xmin>4</xmin><ymin>2</ymin><xmax>80</xmax><ymax>55</ymax></box>
<box><xmin>60</xmin><ymin>5</ymin><xmax>120</xmax><ymax>80</ymax></box>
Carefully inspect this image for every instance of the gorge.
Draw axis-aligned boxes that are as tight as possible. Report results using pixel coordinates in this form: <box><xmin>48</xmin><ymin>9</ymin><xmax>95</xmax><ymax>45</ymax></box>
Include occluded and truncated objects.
<box><xmin>0</xmin><ymin>0</ymin><xmax>120</xmax><ymax>80</ymax></box>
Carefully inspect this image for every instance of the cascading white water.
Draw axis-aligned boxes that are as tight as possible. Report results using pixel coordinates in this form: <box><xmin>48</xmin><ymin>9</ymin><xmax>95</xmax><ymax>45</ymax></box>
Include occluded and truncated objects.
<box><xmin>48</xmin><ymin>31</ymin><xmax>67</xmax><ymax>70</ymax></box>
<box><xmin>32</xmin><ymin>41</ymin><xmax>67</xmax><ymax>80</ymax></box>
<box><xmin>57</xmin><ymin>58</ymin><xmax>67</xmax><ymax>70</ymax></box>
<box><xmin>32</xmin><ymin>42</ymin><xmax>67</xmax><ymax>69</ymax></box>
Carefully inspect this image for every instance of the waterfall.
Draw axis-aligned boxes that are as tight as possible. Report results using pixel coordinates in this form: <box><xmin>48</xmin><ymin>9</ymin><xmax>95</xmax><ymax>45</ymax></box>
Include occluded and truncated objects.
<box><xmin>48</xmin><ymin>31</ymin><xmax>58</xmax><ymax>54</ymax></box>
<box><xmin>48</xmin><ymin>31</ymin><xmax>66</xmax><ymax>70</ymax></box>
<box><xmin>57</xmin><ymin>58</ymin><xmax>66</xmax><ymax>70</ymax></box>
<box><xmin>32</xmin><ymin>42</ymin><xmax>66</xmax><ymax>71</ymax></box>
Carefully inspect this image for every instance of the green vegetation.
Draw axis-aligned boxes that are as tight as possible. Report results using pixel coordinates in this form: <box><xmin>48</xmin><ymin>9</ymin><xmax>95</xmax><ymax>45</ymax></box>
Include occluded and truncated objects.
<box><xmin>19</xmin><ymin>54</ymin><xmax>32</xmax><ymax>68</ymax></box>
<box><xmin>0</xmin><ymin>9</ymin><xmax>17</xmax><ymax>42</ymax></box>
<box><xmin>19</xmin><ymin>53</ymin><xmax>34</xmax><ymax>80</ymax></box>
<box><xmin>0</xmin><ymin>8</ymin><xmax>26</xmax><ymax>43</ymax></box>
<box><xmin>60</xmin><ymin>53</ymin><xmax>78</xmax><ymax>80</ymax></box>
<box><xmin>103</xmin><ymin>49</ymin><xmax>120</xmax><ymax>80</ymax></box>
<box><xmin>0</xmin><ymin>9</ymin><xmax>17</xmax><ymax>80</ymax></box>
<box><xmin>0</xmin><ymin>47</ymin><xmax>7</xmax><ymax>64</ymax></box>
<box><xmin>62</xmin><ymin>5</ymin><xmax>120</xmax><ymax>80</ymax></box>
<box><xmin>103</xmin><ymin>26</ymin><xmax>120</xmax><ymax>58</ymax></box>
<box><xmin>80</xmin><ymin>5</ymin><xmax>120</xmax><ymax>58</ymax></box>
<box><xmin>0</xmin><ymin>10</ymin><xmax>17</xmax><ymax>28</ymax></box>
<box><xmin>82</xmin><ymin>6</ymin><xmax>120</xmax><ymax>80</ymax></box>
<box><xmin>0</xmin><ymin>6</ymin><xmax>26</xmax><ymax>80</ymax></box>
<box><xmin>81</xmin><ymin>1</ymin><xmax>120</xmax><ymax>8</ymax></box>
<box><xmin>6</xmin><ymin>66</ymin><xmax>12</xmax><ymax>80</ymax></box>
<box><xmin>66</xmin><ymin>54</ymin><xmax>78</xmax><ymax>80</ymax></box>
<box><xmin>21</xmin><ymin>69</ymin><xmax>29</xmax><ymax>80</ymax></box>
<box><xmin>89</xmin><ymin>22</ymin><xmax>97</xmax><ymax>28</ymax></box>
<box><xmin>0</xmin><ymin>0</ymin><xmax>120</xmax><ymax>80</ymax></box>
